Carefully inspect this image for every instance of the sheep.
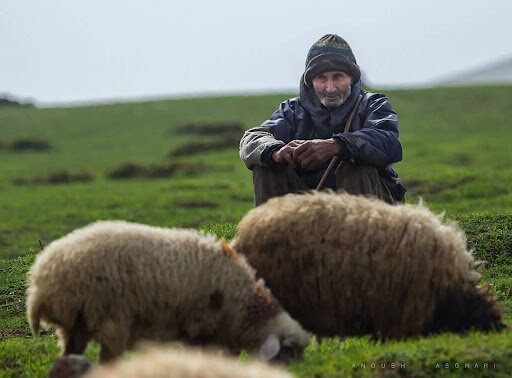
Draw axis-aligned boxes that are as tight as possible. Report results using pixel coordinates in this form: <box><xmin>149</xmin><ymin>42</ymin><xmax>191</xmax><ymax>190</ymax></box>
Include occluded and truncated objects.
<box><xmin>230</xmin><ymin>191</ymin><xmax>504</xmax><ymax>339</ymax></box>
<box><xmin>26</xmin><ymin>221</ymin><xmax>308</xmax><ymax>363</ymax></box>
<box><xmin>47</xmin><ymin>354</ymin><xmax>93</xmax><ymax>378</ymax></box>
<box><xmin>85</xmin><ymin>345</ymin><xmax>294</xmax><ymax>378</ymax></box>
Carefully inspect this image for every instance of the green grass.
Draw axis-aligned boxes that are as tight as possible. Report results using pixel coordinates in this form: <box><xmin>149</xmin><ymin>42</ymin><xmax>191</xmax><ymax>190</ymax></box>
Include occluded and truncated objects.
<box><xmin>0</xmin><ymin>338</ymin><xmax>99</xmax><ymax>378</ymax></box>
<box><xmin>1</xmin><ymin>86</ymin><xmax>512</xmax><ymax>377</ymax></box>
<box><xmin>290</xmin><ymin>332</ymin><xmax>512</xmax><ymax>377</ymax></box>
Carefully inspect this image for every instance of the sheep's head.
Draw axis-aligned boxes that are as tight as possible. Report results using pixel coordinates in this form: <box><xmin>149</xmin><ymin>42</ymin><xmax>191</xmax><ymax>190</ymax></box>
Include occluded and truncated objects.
<box><xmin>47</xmin><ymin>354</ymin><xmax>93</xmax><ymax>378</ymax></box>
<box><xmin>424</xmin><ymin>283</ymin><xmax>505</xmax><ymax>335</ymax></box>
<box><xmin>255</xmin><ymin>312</ymin><xmax>309</xmax><ymax>362</ymax></box>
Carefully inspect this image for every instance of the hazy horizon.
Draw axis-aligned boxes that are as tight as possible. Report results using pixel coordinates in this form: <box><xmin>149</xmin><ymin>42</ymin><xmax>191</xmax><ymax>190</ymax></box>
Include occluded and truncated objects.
<box><xmin>2</xmin><ymin>0</ymin><xmax>512</xmax><ymax>105</ymax></box>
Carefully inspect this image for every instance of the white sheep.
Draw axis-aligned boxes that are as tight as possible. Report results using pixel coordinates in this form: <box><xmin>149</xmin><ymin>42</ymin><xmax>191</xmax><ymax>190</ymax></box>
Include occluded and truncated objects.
<box><xmin>230</xmin><ymin>191</ymin><xmax>504</xmax><ymax>339</ymax></box>
<box><xmin>85</xmin><ymin>345</ymin><xmax>294</xmax><ymax>378</ymax></box>
<box><xmin>26</xmin><ymin>221</ymin><xmax>308</xmax><ymax>362</ymax></box>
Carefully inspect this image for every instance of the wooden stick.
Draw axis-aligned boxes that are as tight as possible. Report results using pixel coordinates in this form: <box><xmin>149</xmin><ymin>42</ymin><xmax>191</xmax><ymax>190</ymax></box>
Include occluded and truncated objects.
<box><xmin>315</xmin><ymin>156</ymin><xmax>339</xmax><ymax>190</ymax></box>
<box><xmin>315</xmin><ymin>94</ymin><xmax>363</xmax><ymax>191</ymax></box>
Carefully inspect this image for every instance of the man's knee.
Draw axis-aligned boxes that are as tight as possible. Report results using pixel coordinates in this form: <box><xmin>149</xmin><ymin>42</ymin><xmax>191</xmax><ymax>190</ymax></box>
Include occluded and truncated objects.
<box><xmin>335</xmin><ymin>161</ymin><xmax>394</xmax><ymax>203</ymax></box>
<box><xmin>253</xmin><ymin>165</ymin><xmax>308</xmax><ymax>206</ymax></box>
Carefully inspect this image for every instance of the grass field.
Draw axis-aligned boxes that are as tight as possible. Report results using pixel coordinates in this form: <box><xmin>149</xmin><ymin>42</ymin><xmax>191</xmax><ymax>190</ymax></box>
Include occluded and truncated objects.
<box><xmin>1</xmin><ymin>85</ymin><xmax>511</xmax><ymax>377</ymax></box>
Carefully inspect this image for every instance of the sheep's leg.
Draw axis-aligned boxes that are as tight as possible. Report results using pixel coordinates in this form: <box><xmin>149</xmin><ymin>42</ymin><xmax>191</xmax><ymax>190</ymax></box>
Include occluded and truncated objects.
<box><xmin>99</xmin><ymin>336</ymin><xmax>127</xmax><ymax>363</ymax></box>
<box><xmin>97</xmin><ymin>318</ymin><xmax>129</xmax><ymax>363</ymax></box>
<box><xmin>61</xmin><ymin>313</ymin><xmax>91</xmax><ymax>355</ymax></box>
<box><xmin>99</xmin><ymin>344</ymin><xmax>118</xmax><ymax>363</ymax></box>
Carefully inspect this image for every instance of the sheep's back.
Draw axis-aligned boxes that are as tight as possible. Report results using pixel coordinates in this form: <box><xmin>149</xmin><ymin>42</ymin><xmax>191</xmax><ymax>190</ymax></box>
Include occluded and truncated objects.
<box><xmin>29</xmin><ymin>221</ymin><xmax>247</xmax><ymax>332</ymax></box>
<box><xmin>231</xmin><ymin>192</ymin><xmax>475</xmax><ymax>337</ymax></box>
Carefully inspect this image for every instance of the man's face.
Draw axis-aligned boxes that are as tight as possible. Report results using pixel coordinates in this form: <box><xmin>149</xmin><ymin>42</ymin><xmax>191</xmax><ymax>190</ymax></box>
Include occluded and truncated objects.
<box><xmin>312</xmin><ymin>70</ymin><xmax>352</xmax><ymax>108</ymax></box>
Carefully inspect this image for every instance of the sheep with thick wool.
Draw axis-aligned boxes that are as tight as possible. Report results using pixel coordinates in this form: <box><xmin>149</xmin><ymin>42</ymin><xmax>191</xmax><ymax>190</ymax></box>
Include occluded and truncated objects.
<box><xmin>230</xmin><ymin>191</ymin><xmax>504</xmax><ymax>339</ymax></box>
<box><xmin>85</xmin><ymin>345</ymin><xmax>294</xmax><ymax>378</ymax></box>
<box><xmin>27</xmin><ymin>221</ymin><xmax>308</xmax><ymax>363</ymax></box>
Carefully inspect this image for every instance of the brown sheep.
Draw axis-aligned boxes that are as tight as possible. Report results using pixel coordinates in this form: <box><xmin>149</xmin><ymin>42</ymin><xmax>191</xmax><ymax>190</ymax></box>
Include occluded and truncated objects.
<box><xmin>230</xmin><ymin>191</ymin><xmax>504</xmax><ymax>339</ymax></box>
<box><xmin>27</xmin><ymin>221</ymin><xmax>308</xmax><ymax>363</ymax></box>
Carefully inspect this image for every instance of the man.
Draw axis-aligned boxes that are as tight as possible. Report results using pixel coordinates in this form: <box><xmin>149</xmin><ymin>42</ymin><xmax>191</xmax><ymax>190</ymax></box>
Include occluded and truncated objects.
<box><xmin>240</xmin><ymin>34</ymin><xmax>406</xmax><ymax>206</ymax></box>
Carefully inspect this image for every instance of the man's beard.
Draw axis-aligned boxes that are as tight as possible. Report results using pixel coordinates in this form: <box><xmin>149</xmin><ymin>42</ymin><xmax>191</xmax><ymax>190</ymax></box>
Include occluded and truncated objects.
<box><xmin>318</xmin><ymin>85</ymin><xmax>351</xmax><ymax>109</ymax></box>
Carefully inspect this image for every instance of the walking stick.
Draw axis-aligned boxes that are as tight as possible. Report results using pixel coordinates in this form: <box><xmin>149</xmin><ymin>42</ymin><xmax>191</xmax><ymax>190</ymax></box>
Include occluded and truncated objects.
<box><xmin>315</xmin><ymin>94</ymin><xmax>363</xmax><ymax>191</ymax></box>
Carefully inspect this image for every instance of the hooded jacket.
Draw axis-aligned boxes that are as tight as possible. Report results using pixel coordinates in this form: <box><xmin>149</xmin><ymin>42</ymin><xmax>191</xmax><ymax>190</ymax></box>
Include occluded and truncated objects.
<box><xmin>239</xmin><ymin>79</ymin><xmax>406</xmax><ymax>201</ymax></box>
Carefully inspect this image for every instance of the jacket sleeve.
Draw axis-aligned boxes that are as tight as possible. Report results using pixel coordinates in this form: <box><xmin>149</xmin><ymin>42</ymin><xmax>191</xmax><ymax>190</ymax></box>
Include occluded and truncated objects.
<box><xmin>239</xmin><ymin>99</ymin><xmax>296</xmax><ymax>170</ymax></box>
<box><xmin>333</xmin><ymin>94</ymin><xmax>402</xmax><ymax>168</ymax></box>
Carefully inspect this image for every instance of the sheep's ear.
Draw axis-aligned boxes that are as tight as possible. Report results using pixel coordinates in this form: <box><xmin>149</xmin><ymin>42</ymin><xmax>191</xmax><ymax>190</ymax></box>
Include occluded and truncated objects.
<box><xmin>258</xmin><ymin>334</ymin><xmax>281</xmax><ymax>361</ymax></box>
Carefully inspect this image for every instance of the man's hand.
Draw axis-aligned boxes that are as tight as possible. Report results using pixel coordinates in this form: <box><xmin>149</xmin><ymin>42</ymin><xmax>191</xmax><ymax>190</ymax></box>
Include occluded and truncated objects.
<box><xmin>292</xmin><ymin>138</ymin><xmax>342</xmax><ymax>170</ymax></box>
<box><xmin>272</xmin><ymin>140</ymin><xmax>306</xmax><ymax>168</ymax></box>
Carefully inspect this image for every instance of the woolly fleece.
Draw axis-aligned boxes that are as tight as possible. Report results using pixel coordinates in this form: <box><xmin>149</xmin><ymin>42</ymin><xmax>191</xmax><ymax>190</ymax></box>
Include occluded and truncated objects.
<box><xmin>85</xmin><ymin>345</ymin><xmax>293</xmax><ymax>378</ymax></box>
<box><xmin>231</xmin><ymin>192</ymin><xmax>503</xmax><ymax>339</ymax></box>
<box><xmin>27</xmin><ymin>221</ymin><xmax>308</xmax><ymax>361</ymax></box>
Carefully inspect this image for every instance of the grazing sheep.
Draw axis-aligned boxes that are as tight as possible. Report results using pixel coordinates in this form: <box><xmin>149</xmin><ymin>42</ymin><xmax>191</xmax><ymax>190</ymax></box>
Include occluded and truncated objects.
<box><xmin>230</xmin><ymin>191</ymin><xmax>504</xmax><ymax>339</ymax></box>
<box><xmin>85</xmin><ymin>345</ymin><xmax>294</xmax><ymax>378</ymax></box>
<box><xmin>27</xmin><ymin>221</ymin><xmax>308</xmax><ymax>363</ymax></box>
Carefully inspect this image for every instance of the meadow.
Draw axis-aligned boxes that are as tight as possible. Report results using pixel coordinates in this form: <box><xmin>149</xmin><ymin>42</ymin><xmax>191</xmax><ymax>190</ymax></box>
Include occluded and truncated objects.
<box><xmin>1</xmin><ymin>85</ymin><xmax>511</xmax><ymax>377</ymax></box>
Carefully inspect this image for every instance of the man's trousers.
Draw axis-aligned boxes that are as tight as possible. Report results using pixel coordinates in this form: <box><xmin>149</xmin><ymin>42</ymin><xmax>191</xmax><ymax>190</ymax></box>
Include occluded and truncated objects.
<box><xmin>253</xmin><ymin>161</ymin><xmax>394</xmax><ymax>206</ymax></box>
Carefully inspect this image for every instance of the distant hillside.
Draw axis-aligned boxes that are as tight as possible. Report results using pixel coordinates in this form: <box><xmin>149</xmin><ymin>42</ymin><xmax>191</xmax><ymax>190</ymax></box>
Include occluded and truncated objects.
<box><xmin>438</xmin><ymin>56</ymin><xmax>512</xmax><ymax>85</ymax></box>
<box><xmin>0</xmin><ymin>93</ymin><xmax>34</xmax><ymax>107</ymax></box>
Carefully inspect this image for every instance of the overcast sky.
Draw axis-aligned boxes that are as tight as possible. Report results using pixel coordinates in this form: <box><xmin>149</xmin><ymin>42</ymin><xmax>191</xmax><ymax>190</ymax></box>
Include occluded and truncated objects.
<box><xmin>2</xmin><ymin>0</ymin><xmax>512</xmax><ymax>105</ymax></box>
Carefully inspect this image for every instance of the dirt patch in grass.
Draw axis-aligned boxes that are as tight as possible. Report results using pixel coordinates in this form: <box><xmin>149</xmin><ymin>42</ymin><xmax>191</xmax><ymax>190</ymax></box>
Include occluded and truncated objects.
<box><xmin>106</xmin><ymin>162</ymin><xmax>148</xmax><ymax>179</ymax></box>
<box><xmin>107</xmin><ymin>161</ymin><xmax>231</xmax><ymax>179</ymax></box>
<box><xmin>107</xmin><ymin>162</ymin><xmax>181</xmax><ymax>179</ymax></box>
<box><xmin>103</xmin><ymin>202</ymin><xmax>122</xmax><ymax>209</ymax></box>
<box><xmin>146</xmin><ymin>163</ymin><xmax>179</xmax><ymax>178</ymax></box>
<box><xmin>9</xmin><ymin>138</ymin><xmax>51</xmax><ymax>152</ymax></box>
<box><xmin>169</xmin><ymin>133</ymin><xmax>241</xmax><ymax>157</ymax></box>
<box><xmin>231</xmin><ymin>194</ymin><xmax>253</xmax><ymax>202</ymax></box>
<box><xmin>404</xmin><ymin>176</ymin><xmax>476</xmax><ymax>196</ymax></box>
<box><xmin>12</xmin><ymin>170</ymin><xmax>94</xmax><ymax>185</ymax></box>
<box><xmin>175</xmin><ymin>122</ymin><xmax>244</xmax><ymax>135</ymax></box>
<box><xmin>432</xmin><ymin>176</ymin><xmax>476</xmax><ymax>194</ymax></box>
<box><xmin>178</xmin><ymin>162</ymin><xmax>232</xmax><ymax>176</ymax></box>
<box><xmin>402</xmin><ymin>178</ymin><xmax>426</xmax><ymax>189</ymax></box>
<box><xmin>465</xmin><ymin>186</ymin><xmax>509</xmax><ymax>199</ymax></box>
<box><xmin>169</xmin><ymin>183</ymin><xmax>231</xmax><ymax>191</ymax></box>
<box><xmin>172</xmin><ymin>200</ymin><xmax>219</xmax><ymax>209</ymax></box>
<box><xmin>445</xmin><ymin>153</ymin><xmax>474</xmax><ymax>166</ymax></box>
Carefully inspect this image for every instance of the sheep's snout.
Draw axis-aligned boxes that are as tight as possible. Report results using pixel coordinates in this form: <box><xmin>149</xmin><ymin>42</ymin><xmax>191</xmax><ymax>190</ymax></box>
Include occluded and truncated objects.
<box><xmin>257</xmin><ymin>333</ymin><xmax>306</xmax><ymax>363</ymax></box>
<box><xmin>275</xmin><ymin>338</ymin><xmax>305</xmax><ymax>363</ymax></box>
